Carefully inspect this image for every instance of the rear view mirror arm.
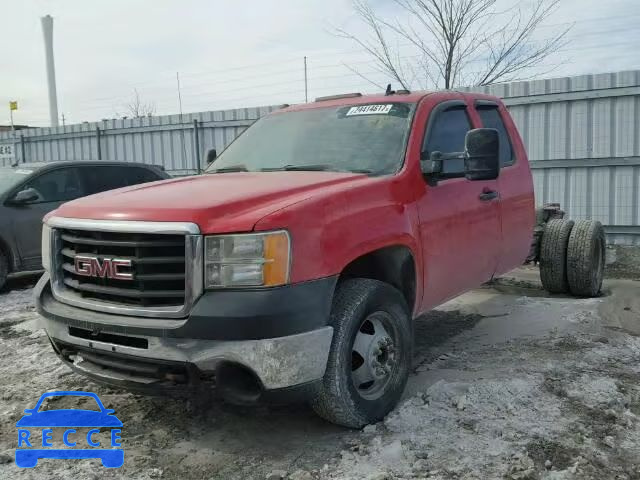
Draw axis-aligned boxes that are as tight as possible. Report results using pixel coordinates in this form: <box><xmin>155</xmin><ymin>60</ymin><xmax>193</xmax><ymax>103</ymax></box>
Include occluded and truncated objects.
<box><xmin>421</xmin><ymin>150</ymin><xmax>466</xmax><ymax>185</ymax></box>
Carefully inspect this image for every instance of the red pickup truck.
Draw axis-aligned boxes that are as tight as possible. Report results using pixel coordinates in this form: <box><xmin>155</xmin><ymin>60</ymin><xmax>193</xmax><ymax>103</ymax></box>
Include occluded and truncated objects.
<box><xmin>35</xmin><ymin>89</ymin><xmax>605</xmax><ymax>428</ymax></box>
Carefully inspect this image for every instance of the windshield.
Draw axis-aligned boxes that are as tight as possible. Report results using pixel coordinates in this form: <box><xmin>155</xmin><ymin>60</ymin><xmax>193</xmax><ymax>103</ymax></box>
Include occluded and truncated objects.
<box><xmin>0</xmin><ymin>168</ymin><xmax>33</xmax><ymax>194</ymax></box>
<box><xmin>206</xmin><ymin>103</ymin><xmax>416</xmax><ymax>175</ymax></box>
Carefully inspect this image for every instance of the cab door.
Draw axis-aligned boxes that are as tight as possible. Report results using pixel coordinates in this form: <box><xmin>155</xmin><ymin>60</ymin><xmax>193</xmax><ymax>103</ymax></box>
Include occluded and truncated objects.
<box><xmin>474</xmin><ymin>99</ymin><xmax>535</xmax><ymax>275</ymax></box>
<box><xmin>414</xmin><ymin>95</ymin><xmax>502</xmax><ymax>310</ymax></box>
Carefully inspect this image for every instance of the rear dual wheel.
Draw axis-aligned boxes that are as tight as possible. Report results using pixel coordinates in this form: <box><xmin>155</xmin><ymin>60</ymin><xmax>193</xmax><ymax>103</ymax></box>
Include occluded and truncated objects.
<box><xmin>311</xmin><ymin>278</ymin><xmax>412</xmax><ymax>428</ymax></box>
<box><xmin>539</xmin><ymin>219</ymin><xmax>574</xmax><ymax>293</ymax></box>
<box><xmin>539</xmin><ymin>219</ymin><xmax>605</xmax><ymax>297</ymax></box>
<box><xmin>567</xmin><ymin>220</ymin><xmax>606</xmax><ymax>297</ymax></box>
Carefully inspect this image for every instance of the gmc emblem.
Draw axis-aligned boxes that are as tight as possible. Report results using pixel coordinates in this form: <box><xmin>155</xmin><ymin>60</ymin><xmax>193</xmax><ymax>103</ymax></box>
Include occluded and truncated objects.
<box><xmin>74</xmin><ymin>256</ymin><xmax>134</xmax><ymax>281</ymax></box>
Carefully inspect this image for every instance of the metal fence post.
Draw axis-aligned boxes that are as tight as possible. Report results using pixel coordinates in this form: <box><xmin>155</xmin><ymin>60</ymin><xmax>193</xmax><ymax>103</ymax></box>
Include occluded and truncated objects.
<box><xmin>96</xmin><ymin>126</ymin><xmax>102</xmax><ymax>160</ymax></box>
<box><xmin>193</xmin><ymin>119</ymin><xmax>201</xmax><ymax>174</ymax></box>
<box><xmin>20</xmin><ymin>134</ymin><xmax>26</xmax><ymax>163</ymax></box>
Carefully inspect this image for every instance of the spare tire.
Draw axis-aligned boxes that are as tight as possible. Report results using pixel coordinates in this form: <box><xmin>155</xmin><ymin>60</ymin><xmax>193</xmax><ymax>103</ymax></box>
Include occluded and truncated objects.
<box><xmin>539</xmin><ymin>218</ymin><xmax>574</xmax><ymax>293</ymax></box>
<box><xmin>566</xmin><ymin>220</ymin><xmax>606</xmax><ymax>297</ymax></box>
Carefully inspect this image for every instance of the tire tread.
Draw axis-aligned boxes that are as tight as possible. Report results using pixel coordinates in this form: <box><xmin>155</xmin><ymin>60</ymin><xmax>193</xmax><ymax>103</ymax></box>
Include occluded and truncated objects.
<box><xmin>539</xmin><ymin>219</ymin><xmax>574</xmax><ymax>293</ymax></box>
<box><xmin>0</xmin><ymin>248</ymin><xmax>8</xmax><ymax>291</ymax></box>
<box><xmin>566</xmin><ymin>220</ymin><xmax>605</xmax><ymax>297</ymax></box>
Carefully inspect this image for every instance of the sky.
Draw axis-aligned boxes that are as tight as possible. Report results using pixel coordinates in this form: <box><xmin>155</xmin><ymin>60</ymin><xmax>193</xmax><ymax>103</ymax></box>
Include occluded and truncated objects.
<box><xmin>1</xmin><ymin>0</ymin><xmax>639</xmax><ymax>127</ymax></box>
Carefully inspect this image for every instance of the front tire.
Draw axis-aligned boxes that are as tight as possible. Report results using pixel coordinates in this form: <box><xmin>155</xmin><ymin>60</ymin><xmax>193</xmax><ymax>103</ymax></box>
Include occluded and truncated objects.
<box><xmin>0</xmin><ymin>249</ymin><xmax>8</xmax><ymax>291</ymax></box>
<box><xmin>310</xmin><ymin>278</ymin><xmax>412</xmax><ymax>428</ymax></box>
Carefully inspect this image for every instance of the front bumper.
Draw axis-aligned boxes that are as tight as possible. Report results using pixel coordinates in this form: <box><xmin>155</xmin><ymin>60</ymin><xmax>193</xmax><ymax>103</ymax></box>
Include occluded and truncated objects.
<box><xmin>36</xmin><ymin>274</ymin><xmax>335</xmax><ymax>392</ymax></box>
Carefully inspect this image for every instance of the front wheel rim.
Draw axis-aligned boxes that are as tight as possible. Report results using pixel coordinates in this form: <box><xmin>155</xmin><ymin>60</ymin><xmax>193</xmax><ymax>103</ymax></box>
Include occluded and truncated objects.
<box><xmin>351</xmin><ymin>311</ymin><xmax>400</xmax><ymax>401</ymax></box>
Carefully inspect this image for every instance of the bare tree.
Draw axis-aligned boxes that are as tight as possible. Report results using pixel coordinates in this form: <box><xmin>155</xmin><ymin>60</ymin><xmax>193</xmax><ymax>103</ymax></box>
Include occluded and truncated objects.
<box><xmin>125</xmin><ymin>89</ymin><xmax>156</xmax><ymax>118</ymax></box>
<box><xmin>337</xmin><ymin>0</ymin><xmax>571</xmax><ymax>90</ymax></box>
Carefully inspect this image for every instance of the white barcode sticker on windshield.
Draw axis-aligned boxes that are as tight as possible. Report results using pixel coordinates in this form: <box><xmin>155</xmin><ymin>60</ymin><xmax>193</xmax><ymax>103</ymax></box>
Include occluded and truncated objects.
<box><xmin>346</xmin><ymin>104</ymin><xmax>393</xmax><ymax>116</ymax></box>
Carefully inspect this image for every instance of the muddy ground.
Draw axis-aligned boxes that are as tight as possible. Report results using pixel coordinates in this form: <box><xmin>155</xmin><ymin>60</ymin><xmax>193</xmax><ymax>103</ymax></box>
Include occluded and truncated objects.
<box><xmin>0</xmin><ymin>267</ymin><xmax>639</xmax><ymax>480</ymax></box>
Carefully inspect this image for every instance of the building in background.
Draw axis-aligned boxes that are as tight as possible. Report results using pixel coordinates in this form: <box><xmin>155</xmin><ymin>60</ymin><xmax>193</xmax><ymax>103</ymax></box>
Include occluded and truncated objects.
<box><xmin>0</xmin><ymin>125</ymin><xmax>30</xmax><ymax>132</ymax></box>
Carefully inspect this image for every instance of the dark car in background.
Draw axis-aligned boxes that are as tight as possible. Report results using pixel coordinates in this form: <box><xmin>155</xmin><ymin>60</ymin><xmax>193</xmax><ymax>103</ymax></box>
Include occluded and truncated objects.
<box><xmin>0</xmin><ymin>161</ymin><xmax>169</xmax><ymax>290</ymax></box>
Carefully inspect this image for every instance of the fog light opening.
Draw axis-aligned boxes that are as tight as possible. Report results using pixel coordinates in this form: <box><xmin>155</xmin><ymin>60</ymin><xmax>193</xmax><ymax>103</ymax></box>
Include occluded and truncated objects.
<box><xmin>216</xmin><ymin>363</ymin><xmax>263</xmax><ymax>405</ymax></box>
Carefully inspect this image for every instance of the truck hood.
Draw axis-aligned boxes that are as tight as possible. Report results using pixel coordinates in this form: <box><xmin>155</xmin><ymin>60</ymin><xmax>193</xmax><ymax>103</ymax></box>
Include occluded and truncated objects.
<box><xmin>53</xmin><ymin>171</ymin><xmax>371</xmax><ymax>233</ymax></box>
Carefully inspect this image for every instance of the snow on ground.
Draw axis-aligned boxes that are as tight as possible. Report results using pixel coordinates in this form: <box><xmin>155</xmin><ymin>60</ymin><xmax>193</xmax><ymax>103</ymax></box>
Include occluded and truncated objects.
<box><xmin>0</xmin><ymin>270</ymin><xmax>639</xmax><ymax>480</ymax></box>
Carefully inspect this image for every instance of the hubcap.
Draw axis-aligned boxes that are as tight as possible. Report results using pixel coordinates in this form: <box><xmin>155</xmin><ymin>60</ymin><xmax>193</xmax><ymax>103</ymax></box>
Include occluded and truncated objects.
<box><xmin>351</xmin><ymin>312</ymin><xmax>398</xmax><ymax>400</ymax></box>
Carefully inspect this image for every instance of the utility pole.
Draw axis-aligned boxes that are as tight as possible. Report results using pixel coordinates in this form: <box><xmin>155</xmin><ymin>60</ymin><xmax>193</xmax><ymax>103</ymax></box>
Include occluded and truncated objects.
<box><xmin>176</xmin><ymin>72</ymin><xmax>184</xmax><ymax>116</ymax></box>
<box><xmin>41</xmin><ymin>15</ymin><xmax>59</xmax><ymax>127</ymax></box>
<box><xmin>176</xmin><ymin>72</ymin><xmax>189</xmax><ymax>172</ymax></box>
<box><xmin>304</xmin><ymin>56</ymin><xmax>308</xmax><ymax>103</ymax></box>
<box><xmin>61</xmin><ymin>113</ymin><xmax>66</xmax><ymax>126</ymax></box>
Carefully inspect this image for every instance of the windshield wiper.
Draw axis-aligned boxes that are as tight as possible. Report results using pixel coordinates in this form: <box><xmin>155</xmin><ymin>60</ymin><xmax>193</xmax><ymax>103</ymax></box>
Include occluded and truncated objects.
<box><xmin>208</xmin><ymin>165</ymin><xmax>249</xmax><ymax>173</ymax></box>
<box><xmin>260</xmin><ymin>164</ymin><xmax>333</xmax><ymax>172</ymax></box>
<box><xmin>260</xmin><ymin>164</ymin><xmax>377</xmax><ymax>175</ymax></box>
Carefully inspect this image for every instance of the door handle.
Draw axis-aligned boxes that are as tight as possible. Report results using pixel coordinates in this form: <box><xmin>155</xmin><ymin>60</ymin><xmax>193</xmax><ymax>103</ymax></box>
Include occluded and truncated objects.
<box><xmin>479</xmin><ymin>190</ymin><xmax>499</xmax><ymax>201</ymax></box>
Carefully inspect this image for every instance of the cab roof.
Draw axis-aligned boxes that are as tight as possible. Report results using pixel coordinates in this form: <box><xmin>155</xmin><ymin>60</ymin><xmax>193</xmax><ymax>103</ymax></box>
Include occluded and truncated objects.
<box><xmin>1</xmin><ymin>160</ymin><xmax>164</xmax><ymax>171</ymax></box>
<box><xmin>280</xmin><ymin>91</ymin><xmax>433</xmax><ymax>113</ymax></box>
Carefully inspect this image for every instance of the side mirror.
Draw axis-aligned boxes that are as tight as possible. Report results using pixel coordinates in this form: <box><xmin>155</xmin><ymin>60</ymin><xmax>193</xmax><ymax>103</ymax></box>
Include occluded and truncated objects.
<box><xmin>206</xmin><ymin>148</ymin><xmax>217</xmax><ymax>165</ymax></box>
<box><xmin>10</xmin><ymin>188</ymin><xmax>39</xmax><ymax>205</ymax></box>
<box><xmin>464</xmin><ymin>128</ymin><xmax>500</xmax><ymax>181</ymax></box>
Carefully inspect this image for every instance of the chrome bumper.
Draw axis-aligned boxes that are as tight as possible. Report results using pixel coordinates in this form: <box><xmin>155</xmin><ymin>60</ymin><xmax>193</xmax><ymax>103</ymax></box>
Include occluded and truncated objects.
<box><xmin>36</xmin><ymin>275</ymin><xmax>333</xmax><ymax>390</ymax></box>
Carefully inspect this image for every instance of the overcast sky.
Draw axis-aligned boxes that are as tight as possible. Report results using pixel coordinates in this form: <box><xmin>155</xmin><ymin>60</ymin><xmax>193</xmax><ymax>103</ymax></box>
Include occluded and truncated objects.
<box><xmin>1</xmin><ymin>0</ymin><xmax>639</xmax><ymax>127</ymax></box>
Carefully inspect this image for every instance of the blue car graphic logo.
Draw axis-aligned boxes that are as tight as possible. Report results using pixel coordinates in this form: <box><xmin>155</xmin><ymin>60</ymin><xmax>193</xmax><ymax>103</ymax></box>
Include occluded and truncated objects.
<box><xmin>15</xmin><ymin>391</ymin><xmax>123</xmax><ymax>468</ymax></box>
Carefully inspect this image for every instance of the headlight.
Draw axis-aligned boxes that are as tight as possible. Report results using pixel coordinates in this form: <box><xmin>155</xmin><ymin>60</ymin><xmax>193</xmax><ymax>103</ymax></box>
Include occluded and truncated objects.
<box><xmin>204</xmin><ymin>231</ymin><xmax>290</xmax><ymax>288</ymax></box>
<box><xmin>41</xmin><ymin>224</ymin><xmax>51</xmax><ymax>272</ymax></box>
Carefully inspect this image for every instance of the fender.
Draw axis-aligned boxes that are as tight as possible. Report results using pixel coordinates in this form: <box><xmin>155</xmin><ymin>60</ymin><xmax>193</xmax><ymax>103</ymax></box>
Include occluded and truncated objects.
<box><xmin>254</xmin><ymin>175</ymin><xmax>424</xmax><ymax>309</ymax></box>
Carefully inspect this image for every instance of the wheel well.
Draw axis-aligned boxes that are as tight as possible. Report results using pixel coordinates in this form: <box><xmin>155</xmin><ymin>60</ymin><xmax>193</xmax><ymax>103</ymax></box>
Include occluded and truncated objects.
<box><xmin>340</xmin><ymin>245</ymin><xmax>417</xmax><ymax>312</ymax></box>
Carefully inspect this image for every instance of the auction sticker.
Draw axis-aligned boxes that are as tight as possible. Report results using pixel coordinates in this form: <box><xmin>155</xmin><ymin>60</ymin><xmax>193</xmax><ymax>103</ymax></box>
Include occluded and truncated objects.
<box><xmin>345</xmin><ymin>104</ymin><xmax>393</xmax><ymax>116</ymax></box>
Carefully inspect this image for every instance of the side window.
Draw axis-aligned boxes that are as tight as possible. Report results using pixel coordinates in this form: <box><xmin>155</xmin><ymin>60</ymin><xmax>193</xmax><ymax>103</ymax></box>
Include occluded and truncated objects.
<box><xmin>477</xmin><ymin>106</ymin><xmax>514</xmax><ymax>166</ymax></box>
<box><xmin>81</xmin><ymin>166</ymin><xmax>128</xmax><ymax>195</ymax></box>
<box><xmin>81</xmin><ymin>166</ymin><xmax>160</xmax><ymax>195</ymax></box>
<box><xmin>23</xmin><ymin>168</ymin><xmax>83</xmax><ymax>203</ymax></box>
<box><xmin>423</xmin><ymin>107</ymin><xmax>471</xmax><ymax>175</ymax></box>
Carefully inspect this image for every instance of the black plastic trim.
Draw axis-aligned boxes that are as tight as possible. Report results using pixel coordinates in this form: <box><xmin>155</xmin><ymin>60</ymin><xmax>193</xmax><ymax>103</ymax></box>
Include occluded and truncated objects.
<box><xmin>38</xmin><ymin>276</ymin><xmax>338</xmax><ymax>341</ymax></box>
<box><xmin>474</xmin><ymin>99</ymin><xmax>500</xmax><ymax>108</ymax></box>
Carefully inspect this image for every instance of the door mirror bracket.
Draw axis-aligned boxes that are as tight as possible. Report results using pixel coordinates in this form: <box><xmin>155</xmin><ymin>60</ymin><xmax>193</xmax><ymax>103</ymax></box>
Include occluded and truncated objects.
<box><xmin>421</xmin><ymin>151</ymin><xmax>464</xmax><ymax>185</ymax></box>
<box><xmin>206</xmin><ymin>149</ymin><xmax>217</xmax><ymax>166</ymax></box>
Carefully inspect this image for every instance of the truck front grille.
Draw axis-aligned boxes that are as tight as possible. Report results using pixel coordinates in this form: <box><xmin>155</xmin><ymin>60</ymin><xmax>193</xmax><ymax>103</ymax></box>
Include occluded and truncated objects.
<box><xmin>57</xmin><ymin>229</ymin><xmax>187</xmax><ymax>308</ymax></box>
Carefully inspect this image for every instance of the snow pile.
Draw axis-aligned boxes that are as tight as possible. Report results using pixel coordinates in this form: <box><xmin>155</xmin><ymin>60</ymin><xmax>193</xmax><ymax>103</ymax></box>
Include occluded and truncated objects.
<box><xmin>333</xmin><ymin>376</ymin><xmax>573</xmax><ymax>479</ymax></box>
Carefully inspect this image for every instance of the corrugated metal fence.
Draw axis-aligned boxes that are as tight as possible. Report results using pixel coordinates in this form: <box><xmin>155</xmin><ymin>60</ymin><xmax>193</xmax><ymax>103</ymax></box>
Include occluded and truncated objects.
<box><xmin>0</xmin><ymin>105</ymin><xmax>281</xmax><ymax>176</ymax></box>
<box><xmin>2</xmin><ymin>70</ymin><xmax>639</xmax><ymax>244</ymax></box>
